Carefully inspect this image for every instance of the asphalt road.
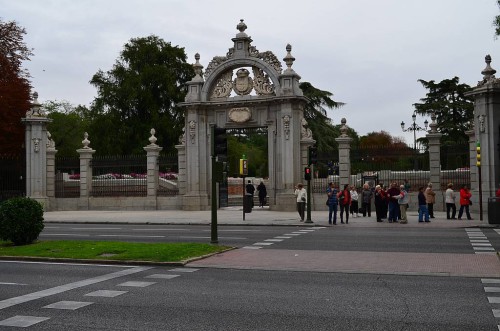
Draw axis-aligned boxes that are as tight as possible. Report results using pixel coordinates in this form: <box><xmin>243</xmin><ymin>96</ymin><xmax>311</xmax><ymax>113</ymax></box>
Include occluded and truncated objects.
<box><xmin>40</xmin><ymin>223</ymin><xmax>500</xmax><ymax>253</ymax></box>
<box><xmin>0</xmin><ymin>261</ymin><xmax>498</xmax><ymax>330</ymax></box>
<box><xmin>1</xmin><ymin>223</ymin><xmax>499</xmax><ymax>330</ymax></box>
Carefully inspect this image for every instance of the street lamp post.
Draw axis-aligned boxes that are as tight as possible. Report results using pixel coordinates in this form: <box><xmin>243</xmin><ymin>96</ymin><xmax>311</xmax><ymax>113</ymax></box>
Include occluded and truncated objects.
<box><xmin>401</xmin><ymin>113</ymin><xmax>429</xmax><ymax>150</ymax></box>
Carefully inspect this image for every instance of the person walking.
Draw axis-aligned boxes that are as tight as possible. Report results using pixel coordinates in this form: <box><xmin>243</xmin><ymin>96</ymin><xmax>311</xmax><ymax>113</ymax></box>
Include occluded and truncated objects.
<box><xmin>361</xmin><ymin>183</ymin><xmax>373</xmax><ymax>217</ymax></box>
<box><xmin>457</xmin><ymin>184</ymin><xmax>473</xmax><ymax>220</ymax></box>
<box><xmin>386</xmin><ymin>182</ymin><xmax>401</xmax><ymax>223</ymax></box>
<box><xmin>338</xmin><ymin>184</ymin><xmax>351</xmax><ymax>224</ymax></box>
<box><xmin>326</xmin><ymin>182</ymin><xmax>339</xmax><ymax>225</ymax></box>
<box><xmin>294</xmin><ymin>183</ymin><xmax>307</xmax><ymax>221</ymax></box>
<box><xmin>425</xmin><ymin>183</ymin><xmax>436</xmax><ymax>218</ymax></box>
<box><xmin>257</xmin><ymin>181</ymin><xmax>267</xmax><ymax>208</ymax></box>
<box><xmin>350</xmin><ymin>185</ymin><xmax>359</xmax><ymax>218</ymax></box>
<box><xmin>396</xmin><ymin>184</ymin><xmax>409</xmax><ymax>224</ymax></box>
<box><xmin>246</xmin><ymin>180</ymin><xmax>255</xmax><ymax>208</ymax></box>
<box><xmin>445</xmin><ymin>183</ymin><xmax>457</xmax><ymax>219</ymax></box>
<box><xmin>374</xmin><ymin>185</ymin><xmax>384</xmax><ymax>222</ymax></box>
<box><xmin>418</xmin><ymin>186</ymin><xmax>430</xmax><ymax>223</ymax></box>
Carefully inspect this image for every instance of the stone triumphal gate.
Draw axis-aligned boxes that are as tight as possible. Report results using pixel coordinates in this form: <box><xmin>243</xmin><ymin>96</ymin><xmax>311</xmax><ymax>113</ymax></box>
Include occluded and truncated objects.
<box><xmin>176</xmin><ymin>20</ymin><xmax>315</xmax><ymax>211</ymax></box>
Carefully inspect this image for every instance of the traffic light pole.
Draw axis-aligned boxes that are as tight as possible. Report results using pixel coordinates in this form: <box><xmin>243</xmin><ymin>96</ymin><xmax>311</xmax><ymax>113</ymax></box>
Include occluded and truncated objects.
<box><xmin>210</xmin><ymin>125</ymin><xmax>218</xmax><ymax>244</ymax></box>
<box><xmin>305</xmin><ymin>175</ymin><xmax>313</xmax><ymax>223</ymax></box>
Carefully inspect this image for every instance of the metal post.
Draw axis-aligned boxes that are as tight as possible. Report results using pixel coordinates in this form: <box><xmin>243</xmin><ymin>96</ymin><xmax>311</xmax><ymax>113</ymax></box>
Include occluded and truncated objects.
<box><xmin>242</xmin><ymin>176</ymin><xmax>246</xmax><ymax>221</ymax></box>
<box><xmin>478</xmin><ymin>164</ymin><xmax>483</xmax><ymax>221</ymax></box>
<box><xmin>304</xmin><ymin>177</ymin><xmax>313</xmax><ymax>223</ymax></box>
<box><xmin>210</xmin><ymin>125</ymin><xmax>218</xmax><ymax>244</ymax></box>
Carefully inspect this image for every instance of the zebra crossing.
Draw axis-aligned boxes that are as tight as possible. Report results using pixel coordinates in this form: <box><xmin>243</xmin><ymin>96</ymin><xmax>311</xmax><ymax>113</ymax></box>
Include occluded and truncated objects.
<box><xmin>0</xmin><ymin>266</ymin><xmax>199</xmax><ymax>328</ymax></box>
<box><xmin>241</xmin><ymin>226</ymin><xmax>326</xmax><ymax>249</ymax></box>
<box><xmin>466</xmin><ymin>228</ymin><xmax>496</xmax><ymax>254</ymax></box>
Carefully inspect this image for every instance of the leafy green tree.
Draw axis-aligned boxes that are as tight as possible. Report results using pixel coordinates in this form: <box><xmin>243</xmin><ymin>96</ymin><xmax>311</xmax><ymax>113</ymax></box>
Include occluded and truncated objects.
<box><xmin>44</xmin><ymin>100</ymin><xmax>89</xmax><ymax>157</ymax></box>
<box><xmin>0</xmin><ymin>19</ymin><xmax>32</xmax><ymax>154</ymax></box>
<box><xmin>494</xmin><ymin>0</ymin><xmax>500</xmax><ymax>36</ymax></box>
<box><xmin>89</xmin><ymin>35</ymin><xmax>194</xmax><ymax>154</ymax></box>
<box><xmin>413</xmin><ymin>77</ymin><xmax>473</xmax><ymax>142</ymax></box>
<box><xmin>299</xmin><ymin>82</ymin><xmax>350</xmax><ymax>152</ymax></box>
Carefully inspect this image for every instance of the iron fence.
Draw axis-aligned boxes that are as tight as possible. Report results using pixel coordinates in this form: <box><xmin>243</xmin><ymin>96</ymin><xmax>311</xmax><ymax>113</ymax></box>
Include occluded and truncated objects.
<box><xmin>55</xmin><ymin>156</ymin><xmax>80</xmax><ymax>198</ymax></box>
<box><xmin>0</xmin><ymin>154</ymin><xmax>25</xmax><ymax>202</ymax></box>
<box><xmin>90</xmin><ymin>155</ymin><xmax>147</xmax><ymax>197</ymax></box>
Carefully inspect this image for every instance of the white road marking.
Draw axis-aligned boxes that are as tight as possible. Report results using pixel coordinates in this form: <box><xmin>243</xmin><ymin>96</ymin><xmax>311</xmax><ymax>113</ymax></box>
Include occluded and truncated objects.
<box><xmin>202</xmin><ymin>229</ymin><xmax>261</xmax><ymax>232</ymax></box>
<box><xmin>0</xmin><ymin>266</ymin><xmax>151</xmax><ymax>310</ymax></box>
<box><xmin>482</xmin><ymin>279</ymin><xmax>500</xmax><ymax>284</ymax></box>
<box><xmin>178</xmin><ymin>236</ymin><xmax>246</xmax><ymax>240</ymax></box>
<box><xmin>242</xmin><ymin>246</ymin><xmax>262</xmax><ymax>249</ymax></box>
<box><xmin>117</xmin><ymin>281</ymin><xmax>156</xmax><ymax>288</ymax></box>
<box><xmin>98</xmin><ymin>234</ymin><xmax>165</xmax><ymax>238</ymax></box>
<box><xmin>274</xmin><ymin>236</ymin><xmax>292</xmax><ymax>239</ymax></box>
<box><xmin>253</xmin><ymin>242</ymin><xmax>273</xmax><ymax>246</ymax></box>
<box><xmin>85</xmin><ymin>290</ymin><xmax>127</xmax><ymax>297</ymax></box>
<box><xmin>488</xmin><ymin>297</ymin><xmax>500</xmax><ymax>304</ymax></box>
<box><xmin>0</xmin><ymin>260</ymin><xmax>135</xmax><ymax>268</ymax></box>
<box><xmin>43</xmin><ymin>300</ymin><xmax>93</xmax><ymax>310</ymax></box>
<box><xmin>145</xmin><ymin>274</ymin><xmax>180</xmax><ymax>279</ymax></box>
<box><xmin>264</xmin><ymin>239</ymin><xmax>283</xmax><ymax>242</ymax></box>
<box><xmin>473</xmin><ymin>247</ymin><xmax>495</xmax><ymax>251</ymax></box>
<box><xmin>0</xmin><ymin>282</ymin><xmax>27</xmax><ymax>286</ymax></box>
<box><xmin>0</xmin><ymin>315</ymin><xmax>50</xmax><ymax>327</ymax></box>
<box><xmin>132</xmin><ymin>228</ymin><xmax>188</xmax><ymax>231</ymax></box>
<box><xmin>40</xmin><ymin>234</ymin><xmax>90</xmax><ymax>237</ymax></box>
<box><xmin>72</xmin><ymin>228</ymin><xmax>121</xmax><ymax>230</ymax></box>
<box><xmin>493</xmin><ymin>309</ymin><xmax>500</xmax><ymax>318</ymax></box>
<box><xmin>484</xmin><ymin>287</ymin><xmax>500</xmax><ymax>293</ymax></box>
<box><xmin>472</xmin><ymin>243</ymin><xmax>493</xmax><ymax>247</ymax></box>
<box><xmin>169</xmin><ymin>268</ymin><xmax>199</xmax><ymax>273</ymax></box>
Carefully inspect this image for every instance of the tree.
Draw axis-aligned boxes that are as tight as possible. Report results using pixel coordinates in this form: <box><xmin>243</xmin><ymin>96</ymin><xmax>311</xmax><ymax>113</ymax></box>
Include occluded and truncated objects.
<box><xmin>413</xmin><ymin>77</ymin><xmax>473</xmax><ymax>142</ymax></box>
<box><xmin>494</xmin><ymin>0</ymin><xmax>500</xmax><ymax>37</ymax></box>
<box><xmin>44</xmin><ymin>100</ymin><xmax>89</xmax><ymax>157</ymax></box>
<box><xmin>299</xmin><ymin>82</ymin><xmax>350</xmax><ymax>151</ymax></box>
<box><xmin>0</xmin><ymin>19</ymin><xmax>32</xmax><ymax>154</ymax></box>
<box><xmin>89</xmin><ymin>35</ymin><xmax>194</xmax><ymax>154</ymax></box>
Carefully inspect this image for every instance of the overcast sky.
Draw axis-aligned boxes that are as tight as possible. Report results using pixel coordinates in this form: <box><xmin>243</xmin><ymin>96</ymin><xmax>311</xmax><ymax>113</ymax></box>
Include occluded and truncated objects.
<box><xmin>2</xmin><ymin>0</ymin><xmax>498</xmax><ymax>144</ymax></box>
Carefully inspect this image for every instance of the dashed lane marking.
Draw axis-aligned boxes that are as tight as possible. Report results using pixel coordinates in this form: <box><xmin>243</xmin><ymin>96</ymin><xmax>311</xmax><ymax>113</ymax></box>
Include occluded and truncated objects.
<box><xmin>145</xmin><ymin>274</ymin><xmax>180</xmax><ymax>279</ymax></box>
<box><xmin>117</xmin><ymin>281</ymin><xmax>156</xmax><ymax>288</ymax></box>
<box><xmin>0</xmin><ymin>266</ymin><xmax>151</xmax><ymax>310</ymax></box>
<box><xmin>43</xmin><ymin>301</ymin><xmax>93</xmax><ymax>310</ymax></box>
<box><xmin>85</xmin><ymin>290</ymin><xmax>128</xmax><ymax>297</ymax></box>
<box><xmin>0</xmin><ymin>315</ymin><xmax>50</xmax><ymax>327</ymax></box>
<box><xmin>168</xmin><ymin>268</ymin><xmax>199</xmax><ymax>273</ymax></box>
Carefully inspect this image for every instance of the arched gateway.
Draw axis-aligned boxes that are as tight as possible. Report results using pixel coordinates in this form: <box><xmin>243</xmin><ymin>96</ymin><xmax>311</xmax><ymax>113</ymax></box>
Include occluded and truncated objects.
<box><xmin>176</xmin><ymin>20</ymin><xmax>315</xmax><ymax>211</ymax></box>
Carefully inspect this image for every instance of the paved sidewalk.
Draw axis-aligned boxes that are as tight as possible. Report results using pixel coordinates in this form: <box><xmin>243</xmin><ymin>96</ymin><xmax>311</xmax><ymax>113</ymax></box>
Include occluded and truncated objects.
<box><xmin>44</xmin><ymin>207</ymin><xmax>496</xmax><ymax>228</ymax></box>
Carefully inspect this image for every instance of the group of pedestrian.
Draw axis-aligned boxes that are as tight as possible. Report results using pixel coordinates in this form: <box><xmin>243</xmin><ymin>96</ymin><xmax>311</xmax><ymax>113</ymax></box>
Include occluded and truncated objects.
<box><xmin>444</xmin><ymin>183</ymin><xmax>473</xmax><ymax>220</ymax></box>
<box><xmin>293</xmin><ymin>180</ymin><xmax>475</xmax><ymax>224</ymax></box>
<box><xmin>246</xmin><ymin>180</ymin><xmax>268</xmax><ymax>209</ymax></box>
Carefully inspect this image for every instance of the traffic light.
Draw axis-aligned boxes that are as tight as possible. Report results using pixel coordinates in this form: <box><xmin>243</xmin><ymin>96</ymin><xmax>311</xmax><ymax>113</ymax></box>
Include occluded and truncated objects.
<box><xmin>308</xmin><ymin>146</ymin><xmax>318</xmax><ymax>165</ymax></box>
<box><xmin>212</xmin><ymin>126</ymin><xmax>227</xmax><ymax>157</ymax></box>
<box><xmin>304</xmin><ymin>166</ymin><xmax>312</xmax><ymax>181</ymax></box>
<box><xmin>476</xmin><ymin>142</ymin><xmax>481</xmax><ymax>167</ymax></box>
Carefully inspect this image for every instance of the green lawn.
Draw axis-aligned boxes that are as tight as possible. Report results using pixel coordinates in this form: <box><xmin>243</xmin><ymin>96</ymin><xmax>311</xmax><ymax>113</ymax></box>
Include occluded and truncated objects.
<box><xmin>0</xmin><ymin>240</ymin><xmax>231</xmax><ymax>263</ymax></box>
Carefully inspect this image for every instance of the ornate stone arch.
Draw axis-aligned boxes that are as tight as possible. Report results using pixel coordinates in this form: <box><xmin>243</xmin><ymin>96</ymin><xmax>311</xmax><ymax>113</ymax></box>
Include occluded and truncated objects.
<box><xmin>177</xmin><ymin>20</ymin><xmax>312</xmax><ymax>211</ymax></box>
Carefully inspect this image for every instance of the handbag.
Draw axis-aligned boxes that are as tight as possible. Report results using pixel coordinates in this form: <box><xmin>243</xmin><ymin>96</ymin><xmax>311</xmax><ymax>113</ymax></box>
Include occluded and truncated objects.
<box><xmin>469</xmin><ymin>200</ymin><xmax>472</xmax><ymax>205</ymax></box>
<box><xmin>326</xmin><ymin>199</ymin><xmax>329</xmax><ymax>206</ymax></box>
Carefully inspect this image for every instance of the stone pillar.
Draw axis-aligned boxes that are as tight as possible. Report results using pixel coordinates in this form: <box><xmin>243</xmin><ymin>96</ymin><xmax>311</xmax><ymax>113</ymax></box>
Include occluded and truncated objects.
<box><xmin>76</xmin><ymin>133</ymin><xmax>95</xmax><ymax>210</ymax></box>
<box><xmin>143</xmin><ymin>129</ymin><xmax>163</xmax><ymax>208</ymax></box>
<box><xmin>426</xmin><ymin>113</ymin><xmax>443</xmax><ymax>211</ymax></box>
<box><xmin>21</xmin><ymin>92</ymin><xmax>52</xmax><ymax>209</ymax></box>
<box><xmin>46</xmin><ymin>132</ymin><xmax>57</xmax><ymax>200</ymax></box>
<box><xmin>335</xmin><ymin>119</ymin><xmax>353</xmax><ymax>188</ymax></box>
<box><xmin>465</xmin><ymin>55</ymin><xmax>500</xmax><ymax>216</ymax></box>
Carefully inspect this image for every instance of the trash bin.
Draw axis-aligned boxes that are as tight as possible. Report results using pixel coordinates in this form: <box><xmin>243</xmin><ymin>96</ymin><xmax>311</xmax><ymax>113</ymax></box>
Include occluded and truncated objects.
<box><xmin>244</xmin><ymin>194</ymin><xmax>253</xmax><ymax>213</ymax></box>
<box><xmin>488</xmin><ymin>197</ymin><xmax>500</xmax><ymax>224</ymax></box>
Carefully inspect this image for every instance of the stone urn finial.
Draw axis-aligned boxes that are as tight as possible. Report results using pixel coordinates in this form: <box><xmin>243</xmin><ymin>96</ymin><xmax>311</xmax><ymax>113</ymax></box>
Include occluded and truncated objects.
<box><xmin>237</xmin><ymin>19</ymin><xmax>247</xmax><ymax>33</ymax></box>
<box><xmin>82</xmin><ymin>132</ymin><xmax>90</xmax><ymax>149</ymax></box>
<box><xmin>283</xmin><ymin>44</ymin><xmax>295</xmax><ymax>70</ymax></box>
<box><xmin>149</xmin><ymin>128</ymin><xmax>158</xmax><ymax>145</ymax></box>
<box><xmin>482</xmin><ymin>54</ymin><xmax>497</xmax><ymax>80</ymax></box>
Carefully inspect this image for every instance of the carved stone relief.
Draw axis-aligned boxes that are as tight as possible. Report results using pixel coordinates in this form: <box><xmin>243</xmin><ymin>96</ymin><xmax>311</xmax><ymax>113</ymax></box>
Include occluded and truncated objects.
<box><xmin>283</xmin><ymin>115</ymin><xmax>290</xmax><ymax>140</ymax></box>
<box><xmin>233</xmin><ymin>69</ymin><xmax>253</xmax><ymax>95</ymax></box>
<box><xmin>211</xmin><ymin>71</ymin><xmax>234</xmax><ymax>99</ymax></box>
<box><xmin>301</xmin><ymin>118</ymin><xmax>313</xmax><ymax>140</ymax></box>
<box><xmin>189</xmin><ymin>120</ymin><xmax>196</xmax><ymax>144</ymax></box>
<box><xmin>252</xmin><ymin>67</ymin><xmax>274</xmax><ymax>95</ymax></box>
<box><xmin>229</xmin><ymin>107</ymin><xmax>251</xmax><ymax>123</ymax></box>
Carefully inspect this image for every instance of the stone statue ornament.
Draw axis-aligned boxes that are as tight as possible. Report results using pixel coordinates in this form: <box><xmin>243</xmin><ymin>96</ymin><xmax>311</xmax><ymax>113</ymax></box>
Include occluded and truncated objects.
<box><xmin>301</xmin><ymin>118</ymin><xmax>313</xmax><ymax>140</ymax></box>
<box><xmin>179</xmin><ymin>126</ymin><xmax>186</xmax><ymax>145</ymax></box>
<box><xmin>148</xmin><ymin>128</ymin><xmax>158</xmax><ymax>145</ymax></box>
<box><xmin>32</xmin><ymin>137</ymin><xmax>41</xmax><ymax>153</ymax></box>
<box><xmin>478</xmin><ymin>114</ymin><xmax>486</xmax><ymax>133</ymax></box>
<box><xmin>46</xmin><ymin>131</ymin><xmax>56</xmax><ymax>149</ymax></box>
<box><xmin>82</xmin><ymin>132</ymin><xmax>91</xmax><ymax>149</ymax></box>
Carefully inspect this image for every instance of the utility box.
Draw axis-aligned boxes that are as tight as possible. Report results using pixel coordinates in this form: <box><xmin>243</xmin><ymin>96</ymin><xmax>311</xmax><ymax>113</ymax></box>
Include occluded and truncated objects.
<box><xmin>488</xmin><ymin>197</ymin><xmax>500</xmax><ymax>224</ymax></box>
<box><xmin>244</xmin><ymin>194</ymin><xmax>253</xmax><ymax>213</ymax></box>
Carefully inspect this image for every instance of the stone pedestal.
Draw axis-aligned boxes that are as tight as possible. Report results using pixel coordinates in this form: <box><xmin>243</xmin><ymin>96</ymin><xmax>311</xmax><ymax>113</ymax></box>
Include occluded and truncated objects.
<box><xmin>77</xmin><ymin>134</ymin><xmax>96</xmax><ymax>210</ymax></box>
<box><xmin>335</xmin><ymin>119</ymin><xmax>353</xmax><ymax>188</ymax></box>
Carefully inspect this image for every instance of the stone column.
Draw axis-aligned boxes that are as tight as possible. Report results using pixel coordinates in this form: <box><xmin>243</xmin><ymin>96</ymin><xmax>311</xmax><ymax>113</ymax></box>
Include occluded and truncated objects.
<box><xmin>46</xmin><ymin>132</ymin><xmax>57</xmax><ymax>200</ymax></box>
<box><xmin>335</xmin><ymin>119</ymin><xmax>353</xmax><ymax>188</ymax></box>
<box><xmin>175</xmin><ymin>138</ymin><xmax>187</xmax><ymax>195</ymax></box>
<box><xmin>426</xmin><ymin>113</ymin><xmax>443</xmax><ymax>211</ymax></box>
<box><xmin>21</xmin><ymin>92</ymin><xmax>52</xmax><ymax>209</ymax></box>
<box><xmin>465</xmin><ymin>55</ymin><xmax>500</xmax><ymax>216</ymax></box>
<box><xmin>143</xmin><ymin>129</ymin><xmax>163</xmax><ymax>209</ymax></box>
<box><xmin>77</xmin><ymin>133</ymin><xmax>95</xmax><ymax>210</ymax></box>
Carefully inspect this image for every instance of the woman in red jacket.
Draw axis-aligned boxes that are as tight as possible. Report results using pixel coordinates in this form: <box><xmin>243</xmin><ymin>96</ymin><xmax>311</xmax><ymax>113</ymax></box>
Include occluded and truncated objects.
<box><xmin>457</xmin><ymin>185</ymin><xmax>473</xmax><ymax>220</ymax></box>
<box><xmin>337</xmin><ymin>184</ymin><xmax>351</xmax><ymax>224</ymax></box>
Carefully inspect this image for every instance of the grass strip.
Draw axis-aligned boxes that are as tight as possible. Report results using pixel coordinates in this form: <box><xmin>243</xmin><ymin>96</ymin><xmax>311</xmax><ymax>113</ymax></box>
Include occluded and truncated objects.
<box><xmin>0</xmin><ymin>240</ymin><xmax>231</xmax><ymax>263</ymax></box>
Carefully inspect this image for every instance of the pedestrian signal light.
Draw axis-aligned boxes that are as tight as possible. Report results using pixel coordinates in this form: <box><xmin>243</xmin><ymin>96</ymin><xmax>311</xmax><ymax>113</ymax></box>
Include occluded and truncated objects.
<box><xmin>212</xmin><ymin>126</ymin><xmax>227</xmax><ymax>157</ymax></box>
<box><xmin>308</xmin><ymin>146</ymin><xmax>318</xmax><ymax>165</ymax></box>
<box><xmin>476</xmin><ymin>142</ymin><xmax>481</xmax><ymax>167</ymax></box>
<box><xmin>304</xmin><ymin>167</ymin><xmax>312</xmax><ymax>181</ymax></box>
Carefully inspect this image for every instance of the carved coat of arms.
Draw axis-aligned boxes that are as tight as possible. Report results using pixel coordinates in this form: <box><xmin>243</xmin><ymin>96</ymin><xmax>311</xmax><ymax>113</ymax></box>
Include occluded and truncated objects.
<box><xmin>233</xmin><ymin>68</ymin><xmax>253</xmax><ymax>95</ymax></box>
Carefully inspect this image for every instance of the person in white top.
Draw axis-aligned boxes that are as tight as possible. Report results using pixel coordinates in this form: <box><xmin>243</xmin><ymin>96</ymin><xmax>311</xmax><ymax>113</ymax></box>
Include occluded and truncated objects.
<box><xmin>445</xmin><ymin>183</ymin><xmax>457</xmax><ymax>219</ymax></box>
<box><xmin>294</xmin><ymin>183</ymin><xmax>307</xmax><ymax>221</ymax></box>
<box><xmin>350</xmin><ymin>186</ymin><xmax>359</xmax><ymax>217</ymax></box>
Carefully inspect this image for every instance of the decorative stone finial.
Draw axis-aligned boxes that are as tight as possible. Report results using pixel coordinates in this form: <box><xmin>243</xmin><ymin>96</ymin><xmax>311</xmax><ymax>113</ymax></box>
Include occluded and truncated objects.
<box><xmin>283</xmin><ymin>44</ymin><xmax>295</xmax><ymax>71</ymax></box>
<box><xmin>192</xmin><ymin>53</ymin><xmax>203</xmax><ymax>81</ymax></box>
<box><xmin>46</xmin><ymin>131</ymin><xmax>56</xmax><ymax>149</ymax></box>
<box><xmin>429</xmin><ymin>112</ymin><xmax>438</xmax><ymax>133</ymax></box>
<box><xmin>482</xmin><ymin>54</ymin><xmax>497</xmax><ymax>79</ymax></box>
<box><xmin>82</xmin><ymin>132</ymin><xmax>90</xmax><ymax>149</ymax></box>
<box><xmin>340</xmin><ymin>118</ymin><xmax>349</xmax><ymax>137</ymax></box>
<box><xmin>149</xmin><ymin>128</ymin><xmax>158</xmax><ymax>145</ymax></box>
<box><xmin>27</xmin><ymin>91</ymin><xmax>45</xmax><ymax>117</ymax></box>
<box><xmin>237</xmin><ymin>19</ymin><xmax>247</xmax><ymax>33</ymax></box>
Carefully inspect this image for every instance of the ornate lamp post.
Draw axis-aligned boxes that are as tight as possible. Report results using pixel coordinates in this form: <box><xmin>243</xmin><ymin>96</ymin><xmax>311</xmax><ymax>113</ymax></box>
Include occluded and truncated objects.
<box><xmin>401</xmin><ymin>113</ymin><xmax>429</xmax><ymax>150</ymax></box>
